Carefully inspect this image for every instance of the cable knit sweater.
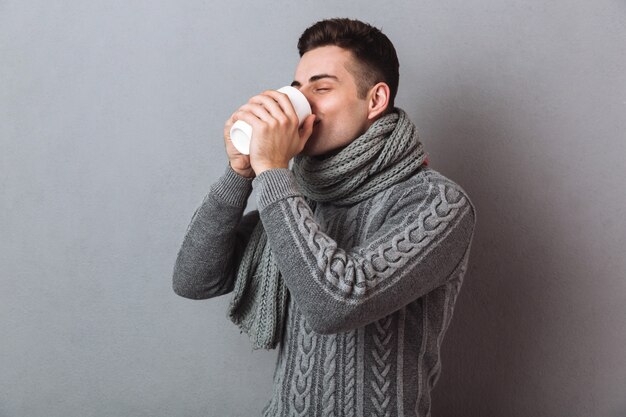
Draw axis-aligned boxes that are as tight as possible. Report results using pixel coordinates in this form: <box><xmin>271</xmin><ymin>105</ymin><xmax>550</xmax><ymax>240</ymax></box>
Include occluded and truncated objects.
<box><xmin>172</xmin><ymin>165</ymin><xmax>476</xmax><ymax>417</ymax></box>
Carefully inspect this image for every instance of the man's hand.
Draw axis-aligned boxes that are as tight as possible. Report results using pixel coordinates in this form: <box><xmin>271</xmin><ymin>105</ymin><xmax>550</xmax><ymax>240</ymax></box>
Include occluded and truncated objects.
<box><xmin>229</xmin><ymin>90</ymin><xmax>316</xmax><ymax>175</ymax></box>
<box><xmin>224</xmin><ymin>114</ymin><xmax>255</xmax><ymax>178</ymax></box>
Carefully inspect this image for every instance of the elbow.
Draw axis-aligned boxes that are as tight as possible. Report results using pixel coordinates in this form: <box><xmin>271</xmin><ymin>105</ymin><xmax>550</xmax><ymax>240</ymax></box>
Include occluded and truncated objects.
<box><xmin>172</xmin><ymin>278</ymin><xmax>205</xmax><ymax>300</ymax></box>
<box><xmin>171</xmin><ymin>271</ymin><xmax>212</xmax><ymax>300</ymax></box>
<box><xmin>292</xmin><ymin>289</ymin><xmax>365</xmax><ymax>335</ymax></box>
<box><xmin>305</xmin><ymin>308</ymin><xmax>355</xmax><ymax>335</ymax></box>
<box><xmin>171</xmin><ymin>267</ymin><xmax>233</xmax><ymax>300</ymax></box>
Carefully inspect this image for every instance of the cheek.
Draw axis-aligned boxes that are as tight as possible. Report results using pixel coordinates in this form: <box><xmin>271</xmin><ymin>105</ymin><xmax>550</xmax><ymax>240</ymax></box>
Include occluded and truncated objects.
<box><xmin>315</xmin><ymin>94</ymin><xmax>369</xmax><ymax>138</ymax></box>
<box><xmin>315</xmin><ymin>95</ymin><xmax>342</xmax><ymax>116</ymax></box>
<box><xmin>340</xmin><ymin>101</ymin><xmax>368</xmax><ymax>128</ymax></box>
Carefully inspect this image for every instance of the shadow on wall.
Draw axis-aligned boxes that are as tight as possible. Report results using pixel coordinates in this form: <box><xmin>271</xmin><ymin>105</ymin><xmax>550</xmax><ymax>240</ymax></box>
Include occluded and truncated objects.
<box><xmin>422</xmin><ymin>75</ymin><xmax>615</xmax><ymax>416</ymax></box>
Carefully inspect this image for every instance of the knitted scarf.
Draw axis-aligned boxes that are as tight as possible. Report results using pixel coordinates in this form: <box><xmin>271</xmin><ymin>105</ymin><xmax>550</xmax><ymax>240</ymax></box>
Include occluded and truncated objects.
<box><xmin>227</xmin><ymin>108</ymin><xmax>427</xmax><ymax>349</ymax></box>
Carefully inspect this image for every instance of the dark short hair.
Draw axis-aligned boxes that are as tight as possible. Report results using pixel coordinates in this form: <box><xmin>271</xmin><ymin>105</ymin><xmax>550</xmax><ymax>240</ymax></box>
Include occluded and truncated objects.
<box><xmin>298</xmin><ymin>18</ymin><xmax>399</xmax><ymax>109</ymax></box>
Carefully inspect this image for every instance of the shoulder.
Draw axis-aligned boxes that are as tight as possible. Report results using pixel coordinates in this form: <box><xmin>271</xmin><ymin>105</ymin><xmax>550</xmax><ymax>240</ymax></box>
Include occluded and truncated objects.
<box><xmin>384</xmin><ymin>166</ymin><xmax>470</xmax><ymax>200</ymax></box>
<box><xmin>384</xmin><ymin>167</ymin><xmax>476</xmax><ymax>221</ymax></box>
<box><xmin>404</xmin><ymin>166</ymin><xmax>468</xmax><ymax>192</ymax></box>
<box><xmin>361</xmin><ymin>167</ymin><xmax>475</xmax><ymax>236</ymax></box>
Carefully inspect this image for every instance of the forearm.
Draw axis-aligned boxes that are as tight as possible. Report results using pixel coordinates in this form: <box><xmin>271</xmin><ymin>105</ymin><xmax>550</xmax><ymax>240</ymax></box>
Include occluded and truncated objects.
<box><xmin>172</xmin><ymin>166</ymin><xmax>256</xmax><ymax>299</ymax></box>
<box><xmin>253</xmin><ymin>169</ymin><xmax>476</xmax><ymax>333</ymax></box>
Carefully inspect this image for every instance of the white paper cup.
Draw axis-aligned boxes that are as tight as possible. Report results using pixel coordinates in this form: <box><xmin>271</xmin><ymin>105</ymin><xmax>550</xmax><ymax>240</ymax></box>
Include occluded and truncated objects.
<box><xmin>230</xmin><ymin>86</ymin><xmax>312</xmax><ymax>155</ymax></box>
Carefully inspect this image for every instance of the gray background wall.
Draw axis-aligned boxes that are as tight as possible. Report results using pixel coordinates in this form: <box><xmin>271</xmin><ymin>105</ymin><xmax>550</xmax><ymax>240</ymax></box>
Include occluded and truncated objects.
<box><xmin>1</xmin><ymin>1</ymin><xmax>624</xmax><ymax>416</ymax></box>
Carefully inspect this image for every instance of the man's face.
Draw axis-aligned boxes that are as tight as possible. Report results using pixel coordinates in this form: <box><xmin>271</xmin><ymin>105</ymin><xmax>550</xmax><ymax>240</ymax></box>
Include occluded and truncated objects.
<box><xmin>292</xmin><ymin>46</ymin><xmax>372</xmax><ymax>156</ymax></box>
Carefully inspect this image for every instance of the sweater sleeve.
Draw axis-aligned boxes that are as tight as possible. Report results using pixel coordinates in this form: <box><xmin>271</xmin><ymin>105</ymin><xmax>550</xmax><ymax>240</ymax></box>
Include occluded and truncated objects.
<box><xmin>252</xmin><ymin>168</ymin><xmax>476</xmax><ymax>334</ymax></box>
<box><xmin>172</xmin><ymin>166</ymin><xmax>260</xmax><ymax>300</ymax></box>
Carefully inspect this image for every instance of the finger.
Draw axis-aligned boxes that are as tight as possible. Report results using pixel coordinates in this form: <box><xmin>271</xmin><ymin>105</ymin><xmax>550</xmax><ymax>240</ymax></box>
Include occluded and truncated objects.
<box><xmin>237</xmin><ymin>102</ymin><xmax>274</xmax><ymax>124</ymax></box>
<box><xmin>232</xmin><ymin>108</ymin><xmax>265</xmax><ymax>132</ymax></box>
<box><xmin>225</xmin><ymin>110</ymin><xmax>240</xmax><ymax>129</ymax></box>
<box><xmin>224</xmin><ymin>110</ymin><xmax>247</xmax><ymax>139</ymax></box>
<box><xmin>261</xmin><ymin>90</ymin><xmax>298</xmax><ymax>122</ymax></box>
<box><xmin>224</xmin><ymin>113</ymin><xmax>238</xmax><ymax>140</ymax></box>
<box><xmin>299</xmin><ymin>114</ymin><xmax>316</xmax><ymax>141</ymax></box>
<box><xmin>249</xmin><ymin>94</ymin><xmax>290</xmax><ymax>124</ymax></box>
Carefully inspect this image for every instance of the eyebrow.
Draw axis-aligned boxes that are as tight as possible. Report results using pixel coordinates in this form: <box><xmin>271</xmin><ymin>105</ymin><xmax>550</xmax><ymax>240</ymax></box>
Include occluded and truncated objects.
<box><xmin>291</xmin><ymin>74</ymin><xmax>339</xmax><ymax>87</ymax></box>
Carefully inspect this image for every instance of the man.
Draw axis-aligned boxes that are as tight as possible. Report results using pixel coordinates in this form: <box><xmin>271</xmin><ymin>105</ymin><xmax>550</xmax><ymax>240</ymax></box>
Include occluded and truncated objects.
<box><xmin>173</xmin><ymin>18</ymin><xmax>476</xmax><ymax>417</ymax></box>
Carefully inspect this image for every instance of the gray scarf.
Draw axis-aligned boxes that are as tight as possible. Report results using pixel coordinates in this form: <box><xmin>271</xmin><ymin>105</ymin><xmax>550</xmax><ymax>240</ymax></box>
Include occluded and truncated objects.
<box><xmin>227</xmin><ymin>108</ymin><xmax>427</xmax><ymax>349</ymax></box>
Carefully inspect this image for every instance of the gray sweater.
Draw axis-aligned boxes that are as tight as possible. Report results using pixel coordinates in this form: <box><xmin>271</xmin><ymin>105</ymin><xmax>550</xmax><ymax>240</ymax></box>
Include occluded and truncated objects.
<box><xmin>173</xmin><ymin>165</ymin><xmax>476</xmax><ymax>417</ymax></box>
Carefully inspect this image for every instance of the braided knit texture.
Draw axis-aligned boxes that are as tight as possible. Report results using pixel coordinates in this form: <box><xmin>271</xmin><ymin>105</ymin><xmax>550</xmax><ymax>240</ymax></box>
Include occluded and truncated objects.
<box><xmin>174</xmin><ymin>111</ymin><xmax>476</xmax><ymax>414</ymax></box>
<box><xmin>227</xmin><ymin>108</ymin><xmax>427</xmax><ymax>350</ymax></box>
<box><xmin>256</xmin><ymin>175</ymin><xmax>473</xmax><ymax>416</ymax></box>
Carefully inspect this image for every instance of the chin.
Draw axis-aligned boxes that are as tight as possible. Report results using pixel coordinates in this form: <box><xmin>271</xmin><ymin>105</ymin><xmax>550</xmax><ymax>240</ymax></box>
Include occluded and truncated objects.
<box><xmin>302</xmin><ymin>133</ymin><xmax>323</xmax><ymax>156</ymax></box>
<box><xmin>300</xmin><ymin>146</ymin><xmax>322</xmax><ymax>157</ymax></box>
<box><xmin>301</xmin><ymin>128</ymin><xmax>348</xmax><ymax>157</ymax></box>
<box><xmin>301</xmin><ymin>143</ymin><xmax>343</xmax><ymax>159</ymax></box>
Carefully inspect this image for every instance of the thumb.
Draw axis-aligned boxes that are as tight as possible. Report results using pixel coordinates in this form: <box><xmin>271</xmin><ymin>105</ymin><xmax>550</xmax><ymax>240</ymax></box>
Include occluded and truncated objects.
<box><xmin>300</xmin><ymin>114</ymin><xmax>316</xmax><ymax>141</ymax></box>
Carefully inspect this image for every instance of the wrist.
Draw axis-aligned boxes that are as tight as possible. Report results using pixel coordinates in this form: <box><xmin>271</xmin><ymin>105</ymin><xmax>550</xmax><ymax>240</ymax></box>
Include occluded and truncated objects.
<box><xmin>254</xmin><ymin>162</ymin><xmax>289</xmax><ymax>176</ymax></box>
<box><xmin>229</xmin><ymin>163</ymin><xmax>255</xmax><ymax>179</ymax></box>
<box><xmin>252</xmin><ymin>168</ymin><xmax>300</xmax><ymax>212</ymax></box>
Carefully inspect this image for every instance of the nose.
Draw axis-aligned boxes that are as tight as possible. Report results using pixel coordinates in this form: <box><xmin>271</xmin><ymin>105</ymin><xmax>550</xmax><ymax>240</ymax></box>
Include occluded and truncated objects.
<box><xmin>300</xmin><ymin>89</ymin><xmax>317</xmax><ymax>114</ymax></box>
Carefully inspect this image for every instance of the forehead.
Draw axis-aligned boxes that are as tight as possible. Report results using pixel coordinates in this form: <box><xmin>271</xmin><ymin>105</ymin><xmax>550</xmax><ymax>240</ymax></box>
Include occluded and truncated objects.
<box><xmin>294</xmin><ymin>45</ymin><xmax>356</xmax><ymax>83</ymax></box>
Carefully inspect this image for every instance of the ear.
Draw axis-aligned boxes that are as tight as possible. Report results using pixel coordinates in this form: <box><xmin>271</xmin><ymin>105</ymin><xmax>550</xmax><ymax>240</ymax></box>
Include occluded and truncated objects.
<box><xmin>366</xmin><ymin>82</ymin><xmax>391</xmax><ymax>120</ymax></box>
